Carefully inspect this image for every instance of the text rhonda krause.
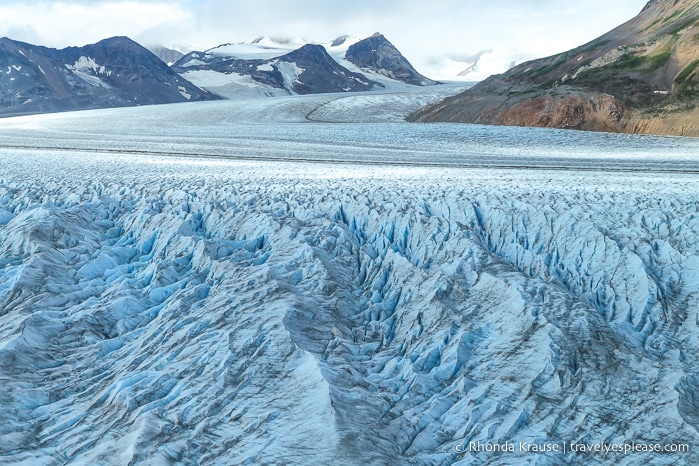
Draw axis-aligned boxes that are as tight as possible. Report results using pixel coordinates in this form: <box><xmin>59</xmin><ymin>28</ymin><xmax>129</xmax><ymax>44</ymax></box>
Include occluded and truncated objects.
<box><xmin>457</xmin><ymin>441</ymin><xmax>690</xmax><ymax>455</ymax></box>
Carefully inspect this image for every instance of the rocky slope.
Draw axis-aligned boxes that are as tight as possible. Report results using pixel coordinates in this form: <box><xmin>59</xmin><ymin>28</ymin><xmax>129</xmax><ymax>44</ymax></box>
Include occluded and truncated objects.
<box><xmin>410</xmin><ymin>0</ymin><xmax>699</xmax><ymax>136</ymax></box>
<box><xmin>345</xmin><ymin>33</ymin><xmax>437</xmax><ymax>86</ymax></box>
<box><xmin>0</xmin><ymin>36</ymin><xmax>217</xmax><ymax>117</ymax></box>
<box><xmin>278</xmin><ymin>44</ymin><xmax>381</xmax><ymax>94</ymax></box>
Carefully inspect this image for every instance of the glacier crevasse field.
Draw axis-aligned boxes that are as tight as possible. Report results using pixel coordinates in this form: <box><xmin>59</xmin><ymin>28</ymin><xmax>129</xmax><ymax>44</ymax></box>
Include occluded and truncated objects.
<box><xmin>1</xmin><ymin>90</ymin><xmax>699</xmax><ymax>465</ymax></box>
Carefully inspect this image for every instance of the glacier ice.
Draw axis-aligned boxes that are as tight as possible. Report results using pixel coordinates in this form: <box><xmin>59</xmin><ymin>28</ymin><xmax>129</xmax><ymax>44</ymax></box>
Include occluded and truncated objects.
<box><xmin>0</xmin><ymin>97</ymin><xmax>698</xmax><ymax>465</ymax></box>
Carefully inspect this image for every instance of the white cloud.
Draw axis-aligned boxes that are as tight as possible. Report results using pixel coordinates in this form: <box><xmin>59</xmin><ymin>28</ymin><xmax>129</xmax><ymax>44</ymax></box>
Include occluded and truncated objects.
<box><xmin>0</xmin><ymin>1</ymin><xmax>193</xmax><ymax>48</ymax></box>
<box><xmin>0</xmin><ymin>0</ymin><xmax>649</xmax><ymax>80</ymax></box>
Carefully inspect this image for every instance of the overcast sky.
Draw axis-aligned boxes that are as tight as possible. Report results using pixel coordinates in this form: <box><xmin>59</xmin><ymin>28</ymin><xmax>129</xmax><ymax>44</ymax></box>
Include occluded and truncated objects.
<box><xmin>0</xmin><ymin>0</ymin><xmax>649</xmax><ymax>80</ymax></box>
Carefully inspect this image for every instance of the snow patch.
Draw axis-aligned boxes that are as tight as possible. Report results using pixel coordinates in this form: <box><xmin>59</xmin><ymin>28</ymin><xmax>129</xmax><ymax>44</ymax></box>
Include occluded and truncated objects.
<box><xmin>180</xmin><ymin>70</ymin><xmax>287</xmax><ymax>99</ymax></box>
<box><xmin>65</xmin><ymin>56</ymin><xmax>113</xmax><ymax>88</ymax></box>
<box><xmin>276</xmin><ymin>61</ymin><xmax>305</xmax><ymax>91</ymax></box>
<box><xmin>177</xmin><ymin>86</ymin><xmax>191</xmax><ymax>100</ymax></box>
<box><xmin>66</xmin><ymin>56</ymin><xmax>111</xmax><ymax>76</ymax></box>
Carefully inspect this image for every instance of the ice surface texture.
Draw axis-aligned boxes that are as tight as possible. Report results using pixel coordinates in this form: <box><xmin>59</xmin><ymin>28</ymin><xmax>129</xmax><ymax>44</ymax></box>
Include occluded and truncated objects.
<box><xmin>0</xmin><ymin>96</ymin><xmax>699</xmax><ymax>465</ymax></box>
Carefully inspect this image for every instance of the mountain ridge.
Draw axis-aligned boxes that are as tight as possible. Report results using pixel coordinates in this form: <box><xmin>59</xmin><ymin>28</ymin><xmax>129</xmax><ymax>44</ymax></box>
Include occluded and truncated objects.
<box><xmin>0</xmin><ymin>36</ymin><xmax>218</xmax><ymax>117</ymax></box>
<box><xmin>173</xmin><ymin>33</ymin><xmax>436</xmax><ymax>99</ymax></box>
<box><xmin>173</xmin><ymin>41</ymin><xmax>381</xmax><ymax>96</ymax></box>
<box><xmin>0</xmin><ymin>33</ymin><xmax>438</xmax><ymax>116</ymax></box>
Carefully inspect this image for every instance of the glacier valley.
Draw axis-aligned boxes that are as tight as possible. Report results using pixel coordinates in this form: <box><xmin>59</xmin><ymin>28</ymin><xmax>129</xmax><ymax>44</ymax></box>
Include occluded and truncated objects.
<box><xmin>1</xmin><ymin>90</ymin><xmax>699</xmax><ymax>465</ymax></box>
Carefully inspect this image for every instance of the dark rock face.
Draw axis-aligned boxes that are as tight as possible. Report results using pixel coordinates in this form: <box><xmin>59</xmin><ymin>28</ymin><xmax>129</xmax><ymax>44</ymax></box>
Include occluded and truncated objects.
<box><xmin>345</xmin><ymin>33</ymin><xmax>436</xmax><ymax>86</ymax></box>
<box><xmin>410</xmin><ymin>0</ymin><xmax>699</xmax><ymax>136</ymax></box>
<box><xmin>330</xmin><ymin>35</ymin><xmax>352</xmax><ymax>47</ymax></box>
<box><xmin>281</xmin><ymin>44</ymin><xmax>378</xmax><ymax>94</ymax></box>
<box><xmin>0</xmin><ymin>36</ymin><xmax>218</xmax><ymax>117</ymax></box>
<box><xmin>173</xmin><ymin>43</ymin><xmax>381</xmax><ymax>95</ymax></box>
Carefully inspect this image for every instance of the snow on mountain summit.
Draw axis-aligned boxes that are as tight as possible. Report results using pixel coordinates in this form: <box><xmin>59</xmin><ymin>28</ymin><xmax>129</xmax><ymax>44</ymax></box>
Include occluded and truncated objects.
<box><xmin>205</xmin><ymin>36</ymin><xmax>307</xmax><ymax>60</ymax></box>
<box><xmin>324</xmin><ymin>35</ymin><xmax>361</xmax><ymax>53</ymax></box>
<box><xmin>251</xmin><ymin>36</ymin><xmax>308</xmax><ymax>48</ymax></box>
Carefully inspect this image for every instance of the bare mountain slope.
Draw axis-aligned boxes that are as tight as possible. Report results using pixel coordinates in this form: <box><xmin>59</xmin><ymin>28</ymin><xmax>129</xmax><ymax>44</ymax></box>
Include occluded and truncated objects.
<box><xmin>410</xmin><ymin>0</ymin><xmax>699</xmax><ymax>136</ymax></box>
<box><xmin>345</xmin><ymin>33</ymin><xmax>437</xmax><ymax>86</ymax></box>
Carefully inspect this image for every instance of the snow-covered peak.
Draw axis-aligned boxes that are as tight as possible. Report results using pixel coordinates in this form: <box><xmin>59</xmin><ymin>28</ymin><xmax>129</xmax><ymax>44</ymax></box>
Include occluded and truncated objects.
<box><xmin>251</xmin><ymin>36</ymin><xmax>307</xmax><ymax>48</ymax></box>
<box><xmin>202</xmin><ymin>35</ymin><xmax>365</xmax><ymax>62</ymax></box>
<box><xmin>321</xmin><ymin>35</ymin><xmax>361</xmax><ymax>59</ymax></box>
<box><xmin>326</xmin><ymin>35</ymin><xmax>361</xmax><ymax>50</ymax></box>
<box><xmin>206</xmin><ymin>36</ymin><xmax>308</xmax><ymax>60</ymax></box>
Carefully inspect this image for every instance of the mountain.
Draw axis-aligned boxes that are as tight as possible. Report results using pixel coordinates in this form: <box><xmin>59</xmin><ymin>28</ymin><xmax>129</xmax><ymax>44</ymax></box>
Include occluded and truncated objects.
<box><xmin>0</xmin><ymin>36</ymin><xmax>218</xmax><ymax>117</ymax></box>
<box><xmin>173</xmin><ymin>40</ymin><xmax>381</xmax><ymax>98</ymax></box>
<box><xmin>173</xmin><ymin>33</ymin><xmax>439</xmax><ymax>99</ymax></box>
<box><xmin>281</xmin><ymin>44</ymin><xmax>381</xmax><ymax>94</ymax></box>
<box><xmin>345</xmin><ymin>33</ymin><xmax>437</xmax><ymax>86</ymax></box>
<box><xmin>409</xmin><ymin>0</ymin><xmax>699</xmax><ymax>136</ymax></box>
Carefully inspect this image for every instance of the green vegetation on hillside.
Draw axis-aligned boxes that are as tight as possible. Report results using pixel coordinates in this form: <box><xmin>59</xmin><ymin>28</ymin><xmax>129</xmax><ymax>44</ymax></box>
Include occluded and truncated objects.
<box><xmin>674</xmin><ymin>57</ymin><xmax>699</xmax><ymax>102</ymax></box>
<box><xmin>611</xmin><ymin>36</ymin><xmax>677</xmax><ymax>72</ymax></box>
<box><xmin>661</xmin><ymin>6</ymin><xmax>687</xmax><ymax>24</ymax></box>
<box><xmin>675</xmin><ymin>58</ymin><xmax>699</xmax><ymax>84</ymax></box>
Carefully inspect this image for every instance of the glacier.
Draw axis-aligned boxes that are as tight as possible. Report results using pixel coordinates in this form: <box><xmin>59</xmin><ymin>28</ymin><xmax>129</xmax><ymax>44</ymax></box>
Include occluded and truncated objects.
<box><xmin>0</xmin><ymin>92</ymin><xmax>699</xmax><ymax>465</ymax></box>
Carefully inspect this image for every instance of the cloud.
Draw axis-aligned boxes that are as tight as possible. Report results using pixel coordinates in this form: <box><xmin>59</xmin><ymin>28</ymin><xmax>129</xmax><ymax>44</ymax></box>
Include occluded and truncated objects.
<box><xmin>0</xmin><ymin>1</ymin><xmax>193</xmax><ymax>48</ymax></box>
<box><xmin>446</xmin><ymin>50</ymin><xmax>493</xmax><ymax>65</ymax></box>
